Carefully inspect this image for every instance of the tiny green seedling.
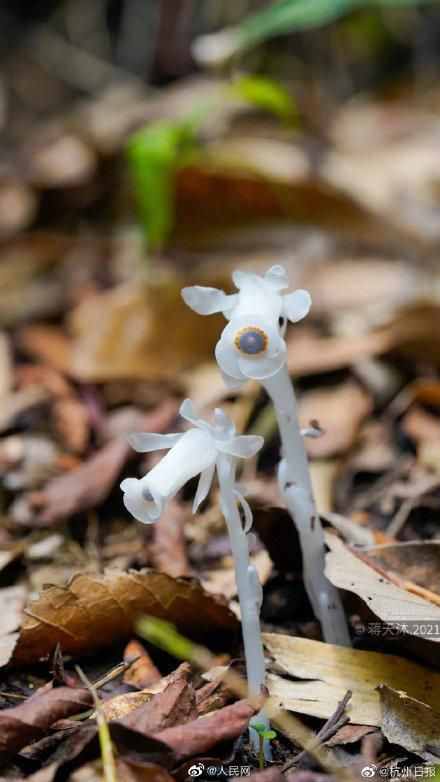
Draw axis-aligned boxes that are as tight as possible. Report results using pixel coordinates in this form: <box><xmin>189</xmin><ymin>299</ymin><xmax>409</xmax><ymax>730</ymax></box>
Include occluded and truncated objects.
<box><xmin>253</xmin><ymin>722</ymin><xmax>277</xmax><ymax>769</ymax></box>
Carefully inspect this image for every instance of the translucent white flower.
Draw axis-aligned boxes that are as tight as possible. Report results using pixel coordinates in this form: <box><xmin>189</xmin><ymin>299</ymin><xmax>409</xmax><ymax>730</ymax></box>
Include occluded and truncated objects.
<box><xmin>182</xmin><ymin>265</ymin><xmax>311</xmax><ymax>383</ymax></box>
<box><xmin>120</xmin><ymin>399</ymin><xmax>263</xmax><ymax>524</ymax></box>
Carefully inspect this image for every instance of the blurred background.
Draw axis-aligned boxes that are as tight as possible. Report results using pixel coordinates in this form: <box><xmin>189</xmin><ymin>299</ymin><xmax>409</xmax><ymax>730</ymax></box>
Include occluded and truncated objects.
<box><xmin>3</xmin><ymin>0</ymin><xmax>440</xmax><ymax>536</ymax></box>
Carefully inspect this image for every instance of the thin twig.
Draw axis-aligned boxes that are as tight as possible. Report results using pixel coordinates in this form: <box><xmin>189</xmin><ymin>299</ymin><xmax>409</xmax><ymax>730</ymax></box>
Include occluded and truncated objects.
<box><xmin>283</xmin><ymin>690</ymin><xmax>352</xmax><ymax>772</ymax></box>
<box><xmin>76</xmin><ymin>666</ymin><xmax>117</xmax><ymax>782</ymax></box>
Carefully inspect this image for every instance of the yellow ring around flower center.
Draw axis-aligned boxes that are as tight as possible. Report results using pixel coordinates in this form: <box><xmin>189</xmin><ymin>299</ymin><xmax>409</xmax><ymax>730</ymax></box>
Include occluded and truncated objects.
<box><xmin>234</xmin><ymin>326</ymin><xmax>268</xmax><ymax>356</ymax></box>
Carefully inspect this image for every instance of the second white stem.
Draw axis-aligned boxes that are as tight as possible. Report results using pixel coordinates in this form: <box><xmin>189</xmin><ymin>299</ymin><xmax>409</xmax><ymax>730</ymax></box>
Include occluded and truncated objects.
<box><xmin>217</xmin><ymin>454</ymin><xmax>270</xmax><ymax>751</ymax></box>
<box><xmin>263</xmin><ymin>364</ymin><xmax>350</xmax><ymax>646</ymax></box>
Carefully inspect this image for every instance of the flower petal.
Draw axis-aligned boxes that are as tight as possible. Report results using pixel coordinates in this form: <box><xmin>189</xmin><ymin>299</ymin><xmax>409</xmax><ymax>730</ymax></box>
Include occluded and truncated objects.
<box><xmin>232</xmin><ymin>270</ymin><xmax>258</xmax><ymax>289</ymax></box>
<box><xmin>192</xmin><ymin>463</ymin><xmax>216</xmax><ymax>513</ymax></box>
<box><xmin>179</xmin><ymin>398</ymin><xmax>210</xmax><ymax>431</ymax></box>
<box><xmin>264</xmin><ymin>265</ymin><xmax>288</xmax><ymax>290</ymax></box>
<box><xmin>213</xmin><ymin>408</ymin><xmax>235</xmax><ymax>437</ymax></box>
<box><xmin>283</xmin><ymin>289</ymin><xmax>311</xmax><ymax>323</ymax></box>
<box><xmin>121</xmin><ymin>478</ymin><xmax>163</xmax><ymax>524</ymax></box>
<box><xmin>215</xmin><ymin>338</ymin><xmax>243</xmax><ymax>380</ymax></box>
<box><xmin>127</xmin><ymin>432</ymin><xmax>182</xmax><ymax>453</ymax></box>
<box><xmin>238</xmin><ymin>344</ymin><xmax>286</xmax><ymax>379</ymax></box>
<box><xmin>217</xmin><ymin>434</ymin><xmax>264</xmax><ymax>459</ymax></box>
<box><xmin>181</xmin><ymin>285</ymin><xmax>232</xmax><ymax>315</ymax></box>
<box><xmin>220</xmin><ymin>369</ymin><xmax>245</xmax><ymax>390</ymax></box>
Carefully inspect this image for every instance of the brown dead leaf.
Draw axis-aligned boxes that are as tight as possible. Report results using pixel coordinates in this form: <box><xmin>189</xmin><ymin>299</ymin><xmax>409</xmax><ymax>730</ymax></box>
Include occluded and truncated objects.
<box><xmin>0</xmin><ymin>686</ymin><xmax>92</xmax><ymax>761</ymax></box>
<box><xmin>19</xmin><ymin>437</ymin><xmax>129</xmax><ymax>527</ymax></box>
<box><xmin>120</xmin><ymin>662</ymin><xmax>197</xmax><ymax>733</ymax></box>
<box><xmin>325</xmin><ymin>724</ymin><xmax>375</xmax><ymax>747</ymax></box>
<box><xmin>0</xmin><ymin>332</ymin><xmax>12</xmax><ymax>399</ymax></box>
<box><xmin>154</xmin><ymin>699</ymin><xmax>256</xmax><ymax>759</ymax></box>
<box><xmin>299</xmin><ymin>381</ymin><xmax>372</xmax><ymax>458</ymax></box>
<box><xmin>17</xmin><ymin>325</ymin><xmax>72</xmax><ymax>375</ymax></box>
<box><xmin>379</xmin><ymin>684</ymin><xmax>440</xmax><ymax>760</ymax></box>
<box><xmin>123</xmin><ymin>640</ymin><xmax>161</xmax><ymax>690</ymax></box>
<box><xmin>365</xmin><ymin>542</ymin><xmax>440</xmax><ymax>597</ymax></box>
<box><xmin>286</xmin><ymin>327</ymin><xmax>393</xmax><ymax>377</ymax></box>
<box><xmin>12</xmin><ymin>570</ymin><xmax>238</xmax><ymax>665</ymax></box>
<box><xmin>114</xmin><ymin>759</ymin><xmax>175</xmax><ymax>782</ymax></box>
<box><xmin>14</xmin><ymin>399</ymin><xmax>177</xmax><ymax>527</ymax></box>
<box><xmin>51</xmin><ymin>396</ymin><xmax>90</xmax><ymax>454</ymax></box>
<box><xmin>325</xmin><ymin>535</ymin><xmax>440</xmax><ymax>641</ymax></box>
<box><xmin>151</xmin><ymin>498</ymin><xmax>191</xmax><ymax>578</ymax></box>
<box><xmin>69</xmin><ymin>279</ymin><xmax>225</xmax><ymax>382</ymax></box>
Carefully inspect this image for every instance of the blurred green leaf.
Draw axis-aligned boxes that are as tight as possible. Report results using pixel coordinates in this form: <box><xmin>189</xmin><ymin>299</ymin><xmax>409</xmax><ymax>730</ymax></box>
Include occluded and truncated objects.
<box><xmin>230</xmin><ymin>75</ymin><xmax>297</xmax><ymax>123</ymax></box>
<box><xmin>236</xmin><ymin>0</ymin><xmax>440</xmax><ymax>48</ymax></box>
<box><xmin>126</xmin><ymin>119</ymin><xmax>198</xmax><ymax>252</ymax></box>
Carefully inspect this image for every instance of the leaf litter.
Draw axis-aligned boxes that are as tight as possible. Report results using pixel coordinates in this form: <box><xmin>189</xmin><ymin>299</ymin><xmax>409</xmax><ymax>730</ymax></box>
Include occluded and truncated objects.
<box><xmin>3</xmin><ymin>41</ymin><xmax>440</xmax><ymax>782</ymax></box>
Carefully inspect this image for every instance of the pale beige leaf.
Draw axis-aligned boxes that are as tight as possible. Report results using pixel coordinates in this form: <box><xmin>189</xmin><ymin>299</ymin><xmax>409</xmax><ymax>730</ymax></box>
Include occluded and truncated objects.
<box><xmin>325</xmin><ymin>534</ymin><xmax>440</xmax><ymax>638</ymax></box>
<box><xmin>264</xmin><ymin>633</ymin><xmax>440</xmax><ymax>726</ymax></box>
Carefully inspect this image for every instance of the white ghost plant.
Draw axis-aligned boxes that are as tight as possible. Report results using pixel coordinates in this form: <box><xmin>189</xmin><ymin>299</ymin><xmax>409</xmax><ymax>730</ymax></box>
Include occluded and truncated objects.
<box><xmin>182</xmin><ymin>265</ymin><xmax>350</xmax><ymax>646</ymax></box>
<box><xmin>121</xmin><ymin>398</ymin><xmax>270</xmax><ymax>746</ymax></box>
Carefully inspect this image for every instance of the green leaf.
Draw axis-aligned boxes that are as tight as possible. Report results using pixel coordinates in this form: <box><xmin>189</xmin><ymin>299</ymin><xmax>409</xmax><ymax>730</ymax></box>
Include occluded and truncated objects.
<box><xmin>230</xmin><ymin>75</ymin><xmax>297</xmax><ymax>123</ymax></box>
<box><xmin>236</xmin><ymin>0</ymin><xmax>440</xmax><ymax>49</ymax></box>
<box><xmin>126</xmin><ymin>119</ymin><xmax>198</xmax><ymax>252</ymax></box>
<box><xmin>252</xmin><ymin>722</ymin><xmax>268</xmax><ymax>734</ymax></box>
<box><xmin>262</xmin><ymin>730</ymin><xmax>277</xmax><ymax>740</ymax></box>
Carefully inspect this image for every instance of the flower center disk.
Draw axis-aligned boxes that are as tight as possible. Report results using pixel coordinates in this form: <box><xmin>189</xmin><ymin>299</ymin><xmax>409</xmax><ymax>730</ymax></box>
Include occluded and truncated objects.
<box><xmin>235</xmin><ymin>327</ymin><xmax>268</xmax><ymax>356</ymax></box>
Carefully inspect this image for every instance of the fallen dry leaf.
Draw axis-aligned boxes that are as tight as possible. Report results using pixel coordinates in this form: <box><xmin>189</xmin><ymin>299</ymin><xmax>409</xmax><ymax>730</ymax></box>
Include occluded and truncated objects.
<box><xmin>286</xmin><ymin>327</ymin><xmax>393</xmax><ymax>377</ymax></box>
<box><xmin>18</xmin><ymin>437</ymin><xmax>129</xmax><ymax>527</ymax></box>
<box><xmin>154</xmin><ymin>699</ymin><xmax>256</xmax><ymax>759</ymax></box>
<box><xmin>299</xmin><ymin>381</ymin><xmax>372</xmax><ymax>458</ymax></box>
<box><xmin>14</xmin><ymin>399</ymin><xmax>176</xmax><ymax>526</ymax></box>
<box><xmin>151</xmin><ymin>498</ymin><xmax>191</xmax><ymax>578</ymax></box>
<box><xmin>325</xmin><ymin>535</ymin><xmax>440</xmax><ymax>642</ymax></box>
<box><xmin>0</xmin><ymin>686</ymin><xmax>92</xmax><ymax>761</ymax></box>
<box><xmin>12</xmin><ymin>570</ymin><xmax>238</xmax><ymax>665</ymax></box>
<box><xmin>123</xmin><ymin>639</ymin><xmax>162</xmax><ymax>689</ymax></box>
<box><xmin>120</xmin><ymin>662</ymin><xmax>197</xmax><ymax>733</ymax></box>
<box><xmin>325</xmin><ymin>724</ymin><xmax>375</xmax><ymax>747</ymax></box>
<box><xmin>17</xmin><ymin>325</ymin><xmax>72</xmax><ymax>375</ymax></box>
<box><xmin>264</xmin><ymin>633</ymin><xmax>440</xmax><ymax>725</ymax></box>
<box><xmin>69</xmin><ymin>279</ymin><xmax>225</xmax><ymax>382</ymax></box>
<box><xmin>379</xmin><ymin>684</ymin><xmax>440</xmax><ymax>760</ymax></box>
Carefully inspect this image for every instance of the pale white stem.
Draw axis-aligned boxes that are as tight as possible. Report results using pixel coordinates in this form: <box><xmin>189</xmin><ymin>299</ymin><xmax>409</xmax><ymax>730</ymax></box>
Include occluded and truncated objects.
<box><xmin>263</xmin><ymin>365</ymin><xmax>350</xmax><ymax>646</ymax></box>
<box><xmin>217</xmin><ymin>454</ymin><xmax>270</xmax><ymax>753</ymax></box>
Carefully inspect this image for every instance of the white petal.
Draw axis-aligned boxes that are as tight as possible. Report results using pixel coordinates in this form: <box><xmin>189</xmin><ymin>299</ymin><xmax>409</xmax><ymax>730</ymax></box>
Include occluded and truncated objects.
<box><xmin>232</xmin><ymin>270</ymin><xmax>258</xmax><ymax>289</ymax></box>
<box><xmin>120</xmin><ymin>478</ymin><xmax>139</xmax><ymax>492</ymax></box>
<box><xmin>238</xmin><ymin>345</ymin><xmax>286</xmax><ymax>379</ymax></box>
<box><xmin>213</xmin><ymin>408</ymin><xmax>235</xmax><ymax>436</ymax></box>
<box><xmin>147</xmin><ymin>428</ymin><xmax>216</xmax><ymax>498</ymax></box>
<box><xmin>220</xmin><ymin>369</ymin><xmax>245</xmax><ymax>390</ymax></box>
<box><xmin>121</xmin><ymin>478</ymin><xmax>162</xmax><ymax>524</ymax></box>
<box><xmin>217</xmin><ymin>434</ymin><xmax>263</xmax><ymax>459</ymax></box>
<box><xmin>127</xmin><ymin>432</ymin><xmax>182</xmax><ymax>453</ymax></box>
<box><xmin>192</xmin><ymin>463</ymin><xmax>216</xmax><ymax>512</ymax></box>
<box><xmin>215</xmin><ymin>338</ymin><xmax>243</xmax><ymax>380</ymax></box>
<box><xmin>283</xmin><ymin>289</ymin><xmax>311</xmax><ymax>323</ymax></box>
<box><xmin>179</xmin><ymin>399</ymin><xmax>210</xmax><ymax>432</ymax></box>
<box><xmin>181</xmin><ymin>286</ymin><xmax>231</xmax><ymax>315</ymax></box>
<box><xmin>264</xmin><ymin>265</ymin><xmax>288</xmax><ymax>290</ymax></box>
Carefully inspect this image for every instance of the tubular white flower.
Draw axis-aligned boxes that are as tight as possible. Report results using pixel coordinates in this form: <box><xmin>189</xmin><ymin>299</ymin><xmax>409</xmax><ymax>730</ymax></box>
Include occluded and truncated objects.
<box><xmin>182</xmin><ymin>265</ymin><xmax>311</xmax><ymax>384</ymax></box>
<box><xmin>120</xmin><ymin>399</ymin><xmax>263</xmax><ymax>524</ymax></box>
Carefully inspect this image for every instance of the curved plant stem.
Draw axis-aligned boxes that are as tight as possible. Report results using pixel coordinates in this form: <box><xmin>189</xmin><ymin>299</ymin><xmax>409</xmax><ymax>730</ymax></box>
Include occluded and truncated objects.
<box><xmin>217</xmin><ymin>454</ymin><xmax>270</xmax><ymax>754</ymax></box>
<box><xmin>263</xmin><ymin>365</ymin><xmax>350</xmax><ymax>646</ymax></box>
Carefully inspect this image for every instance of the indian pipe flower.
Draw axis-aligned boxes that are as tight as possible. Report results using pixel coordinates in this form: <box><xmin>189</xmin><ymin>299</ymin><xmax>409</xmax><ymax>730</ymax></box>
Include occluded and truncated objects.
<box><xmin>120</xmin><ymin>398</ymin><xmax>263</xmax><ymax>524</ymax></box>
<box><xmin>182</xmin><ymin>265</ymin><xmax>311</xmax><ymax>384</ymax></box>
